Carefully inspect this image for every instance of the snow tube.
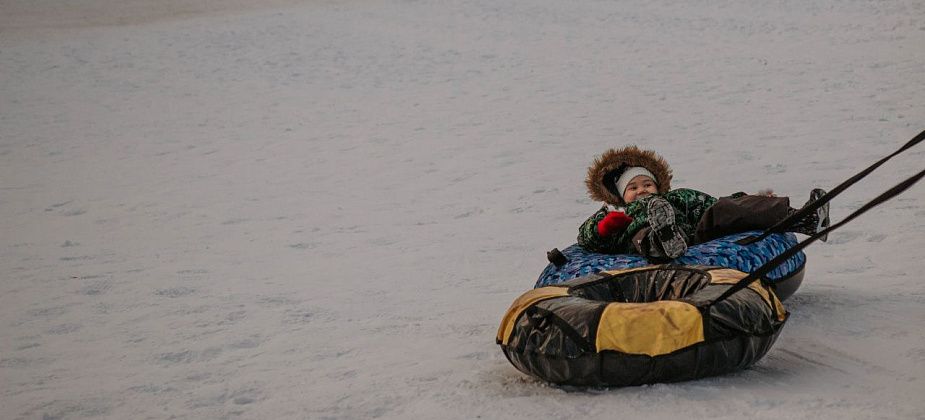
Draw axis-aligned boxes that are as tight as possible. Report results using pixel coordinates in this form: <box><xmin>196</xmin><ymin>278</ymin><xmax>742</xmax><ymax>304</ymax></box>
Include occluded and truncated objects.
<box><xmin>498</xmin><ymin>265</ymin><xmax>787</xmax><ymax>387</ymax></box>
<box><xmin>538</xmin><ymin>231</ymin><xmax>805</xmax><ymax>301</ymax></box>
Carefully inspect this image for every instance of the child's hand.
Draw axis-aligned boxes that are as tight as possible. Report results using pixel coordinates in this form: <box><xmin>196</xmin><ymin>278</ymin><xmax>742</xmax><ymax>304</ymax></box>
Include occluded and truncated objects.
<box><xmin>598</xmin><ymin>211</ymin><xmax>633</xmax><ymax>237</ymax></box>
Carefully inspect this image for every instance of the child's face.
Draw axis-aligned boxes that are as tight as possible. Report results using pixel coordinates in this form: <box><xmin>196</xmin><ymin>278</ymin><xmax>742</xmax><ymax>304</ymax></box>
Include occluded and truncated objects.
<box><xmin>622</xmin><ymin>175</ymin><xmax>658</xmax><ymax>203</ymax></box>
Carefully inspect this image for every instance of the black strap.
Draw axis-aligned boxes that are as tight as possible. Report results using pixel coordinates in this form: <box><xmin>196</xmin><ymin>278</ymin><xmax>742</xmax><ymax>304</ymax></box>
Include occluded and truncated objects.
<box><xmin>738</xmin><ymin>129</ymin><xmax>925</xmax><ymax>245</ymax></box>
<box><xmin>525</xmin><ymin>306</ymin><xmax>596</xmax><ymax>352</ymax></box>
<box><xmin>707</xmin><ymin>167</ymin><xmax>925</xmax><ymax>307</ymax></box>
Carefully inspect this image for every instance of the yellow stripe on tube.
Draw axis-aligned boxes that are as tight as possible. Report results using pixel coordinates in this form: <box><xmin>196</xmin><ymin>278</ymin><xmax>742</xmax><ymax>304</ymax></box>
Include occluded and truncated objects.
<box><xmin>708</xmin><ymin>268</ymin><xmax>787</xmax><ymax>322</ymax></box>
<box><xmin>595</xmin><ymin>301</ymin><xmax>705</xmax><ymax>356</ymax></box>
<box><xmin>496</xmin><ymin>287</ymin><xmax>570</xmax><ymax>345</ymax></box>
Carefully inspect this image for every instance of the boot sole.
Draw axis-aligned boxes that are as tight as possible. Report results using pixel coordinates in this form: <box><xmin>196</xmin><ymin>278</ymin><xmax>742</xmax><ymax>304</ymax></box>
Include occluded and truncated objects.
<box><xmin>646</xmin><ymin>197</ymin><xmax>688</xmax><ymax>258</ymax></box>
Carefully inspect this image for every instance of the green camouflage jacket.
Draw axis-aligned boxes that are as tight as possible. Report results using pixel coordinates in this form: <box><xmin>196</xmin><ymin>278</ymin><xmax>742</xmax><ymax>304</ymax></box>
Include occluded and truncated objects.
<box><xmin>577</xmin><ymin>188</ymin><xmax>722</xmax><ymax>254</ymax></box>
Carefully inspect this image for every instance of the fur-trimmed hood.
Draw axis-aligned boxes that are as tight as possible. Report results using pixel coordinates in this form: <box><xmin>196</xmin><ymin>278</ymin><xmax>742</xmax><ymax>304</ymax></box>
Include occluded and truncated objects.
<box><xmin>585</xmin><ymin>146</ymin><xmax>673</xmax><ymax>206</ymax></box>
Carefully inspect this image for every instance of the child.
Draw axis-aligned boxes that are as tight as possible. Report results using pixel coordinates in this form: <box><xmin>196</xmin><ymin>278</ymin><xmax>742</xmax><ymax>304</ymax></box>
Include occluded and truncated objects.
<box><xmin>578</xmin><ymin>146</ymin><xmax>829</xmax><ymax>258</ymax></box>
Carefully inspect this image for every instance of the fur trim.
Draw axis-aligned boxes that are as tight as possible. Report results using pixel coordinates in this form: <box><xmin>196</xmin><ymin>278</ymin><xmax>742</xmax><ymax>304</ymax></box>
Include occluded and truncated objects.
<box><xmin>585</xmin><ymin>145</ymin><xmax>673</xmax><ymax>206</ymax></box>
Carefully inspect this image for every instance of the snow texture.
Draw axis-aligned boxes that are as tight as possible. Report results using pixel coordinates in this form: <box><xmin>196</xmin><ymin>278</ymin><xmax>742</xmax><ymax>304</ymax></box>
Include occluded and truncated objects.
<box><xmin>1</xmin><ymin>0</ymin><xmax>924</xmax><ymax>418</ymax></box>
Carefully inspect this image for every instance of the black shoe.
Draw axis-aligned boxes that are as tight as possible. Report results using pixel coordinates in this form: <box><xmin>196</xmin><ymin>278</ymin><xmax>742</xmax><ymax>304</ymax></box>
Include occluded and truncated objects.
<box><xmin>810</xmin><ymin>188</ymin><xmax>830</xmax><ymax>242</ymax></box>
<box><xmin>645</xmin><ymin>196</ymin><xmax>688</xmax><ymax>258</ymax></box>
<box><xmin>792</xmin><ymin>188</ymin><xmax>830</xmax><ymax>242</ymax></box>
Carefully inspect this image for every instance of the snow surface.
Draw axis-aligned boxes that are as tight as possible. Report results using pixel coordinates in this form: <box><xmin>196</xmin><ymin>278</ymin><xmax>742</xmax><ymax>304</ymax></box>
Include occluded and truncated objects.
<box><xmin>2</xmin><ymin>0</ymin><xmax>924</xmax><ymax>418</ymax></box>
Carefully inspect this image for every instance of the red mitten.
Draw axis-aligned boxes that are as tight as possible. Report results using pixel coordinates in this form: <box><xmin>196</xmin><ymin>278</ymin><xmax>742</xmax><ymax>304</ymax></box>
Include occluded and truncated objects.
<box><xmin>597</xmin><ymin>211</ymin><xmax>633</xmax><ymax>237</ymax></box>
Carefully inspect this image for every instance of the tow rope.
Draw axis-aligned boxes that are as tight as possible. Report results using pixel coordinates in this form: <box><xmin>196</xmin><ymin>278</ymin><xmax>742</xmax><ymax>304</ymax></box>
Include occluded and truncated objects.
<box><xmin>708</xmin><ymin>131</ymin><xmax>925</xmax><ymax>307</ymax></box>
<box><xmin>737</xmin><ymin>129</ymin><xmax>925</xmax><ymax>246</ymax></box>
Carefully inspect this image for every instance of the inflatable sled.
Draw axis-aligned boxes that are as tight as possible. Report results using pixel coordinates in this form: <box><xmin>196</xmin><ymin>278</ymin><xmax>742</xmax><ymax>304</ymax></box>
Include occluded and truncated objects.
<box><xmin>498</xmin><ymin>130</ymin><xmax>925</xmax><ymax>388</ymax></box>
<box><xmin>538</xmin><ymin>231</ymin><xmax>805</xmax><ymax>301</ymax></box>
<box><xmin>497</xmin><ymin>265</ymin><xmax>787</xmax><ymax>387</ymax></box>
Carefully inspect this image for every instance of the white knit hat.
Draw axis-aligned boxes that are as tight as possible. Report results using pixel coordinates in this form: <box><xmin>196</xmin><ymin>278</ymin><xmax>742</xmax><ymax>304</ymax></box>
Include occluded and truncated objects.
<box><xmin>615</xmin><ymin>167</ymin><xmax>657</xmax><ymax>196</ymax></box>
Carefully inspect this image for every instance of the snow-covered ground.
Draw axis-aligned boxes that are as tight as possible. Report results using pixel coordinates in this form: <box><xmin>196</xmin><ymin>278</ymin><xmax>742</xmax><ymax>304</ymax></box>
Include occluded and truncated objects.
<box><xmin>2</xmin><ymin>0</ymin><xmax>924</xmax><ymax>418</ymax></box>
